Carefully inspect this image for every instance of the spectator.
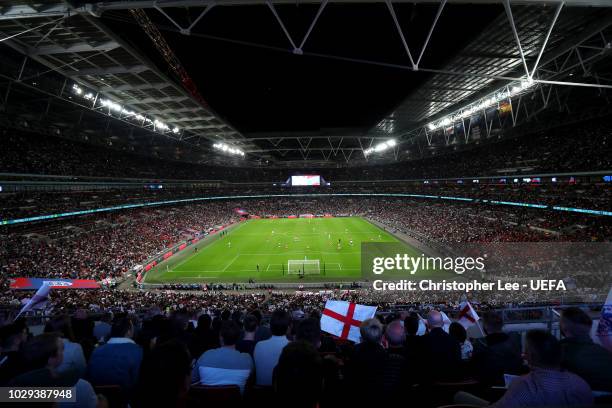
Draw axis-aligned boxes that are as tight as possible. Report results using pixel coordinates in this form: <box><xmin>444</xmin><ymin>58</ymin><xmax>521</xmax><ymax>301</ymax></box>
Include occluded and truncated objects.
<box><xmin>420</xmin><ymin>310</ymin><xmax>462</xmax><ymax>381</ymax></box>
<box><xmin>254</xmin><ymin>309</ymin><xmax>290</xmax><ymax>386</ymax></box>
<box><xmin>385</xmin><ymin>319</ymin><xmax>407</xmax><ymax>356</ymax></box>
<box><xmin>87</xmin><ymin>317</ymin><xmax>143</xmax><ymax>393</ymax></box>
<box><xmin>0</xmin><ymin>319</ymin><xmax>27</xmax><ymax>385</ymax></box>
<box><xmin>490</xmin><ymin>330</ymin><xmax>593</xmax><ymax>407</ymax></box>
<box><xmin>71</xmin><ymin>311</ymin><xmax>96</xmax><ymax>362</ymax></box>
<box><xmin>10</xmin><ymin>333</ymin><xmax>98</xmax><ymax>408</ymax></box>
<box><xmin>236</xmin><ymin>314</ymin><xmax>258</xmax><ymax>356</ymax></box>
<box><xmin>471</xmin><ymin>311</ymin><xmax>524</xmax><ymax>387</ymax></box>
<box><xmin>560</xmin><ymin>307</ymin><xmax>612</xmax><ymax>391</ymax></box>
<box><xmin>449</xmin><ymin>322</ymin><xmax>473</xmax><ymax>361</ymax></box>
<box><xmin>93</xmin><ymin>313</ymin><xmax>112</xmax><ymax>343</ymax></box>
<box><xmin>295</xmin><ymin>318</ymin><xmax>322</xmax><ymax>349</ymax></box>
<box><xmin>274</xmin><ymin>341</ymin><xmax>323</xmax><ymax>408</ymax></box>
<box><xmin>192</xmin><ymin>320</ymin><xmax>253</xmax><ymax>393</ymax></box>
<box><xmin>346</xmin><ymin>318</ymin><xmax>386</xmax><ymax>401</ymax></box>
<box><xmin>131</xmin><ymin>340</ymin><xmax>192</xmax><ymax>408</ymax></box>
<box><xmin>252</xmin><ymin>309</ymin><xmax>272</xmax><ymax>342</ymax></box>
<box><xmin>189</xmin><ymin>314</ymin><xmax>218</xmax><ymax>359</ymax></box>
<box><xmin>44</xmin><ymin>315</ymin><xmax>87</xmax><ymax>377</ymax></box>
<box><xmin>403</xmin><ymin>312</ymin><xmax>423</xmax><ymax>361</ymax></box>
<box><xmin>382</xmin><ymin>319</ymin><xmax>410</xmax><ymax>398</ymax></box>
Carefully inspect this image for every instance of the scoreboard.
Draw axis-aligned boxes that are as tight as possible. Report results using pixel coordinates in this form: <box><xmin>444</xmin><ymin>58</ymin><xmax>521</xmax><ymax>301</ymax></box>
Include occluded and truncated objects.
<box><xmin>291</xmin><ymin>175</ymin><xmax>321</xmax><ymax>186</ymax></box>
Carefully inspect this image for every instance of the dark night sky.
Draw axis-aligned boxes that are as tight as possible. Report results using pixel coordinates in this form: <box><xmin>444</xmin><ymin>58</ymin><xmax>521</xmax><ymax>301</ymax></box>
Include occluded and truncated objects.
<box><xmin>102</xmin><ymin>3</ymin><xmax>502</xmax><ymax>133</ymax></box>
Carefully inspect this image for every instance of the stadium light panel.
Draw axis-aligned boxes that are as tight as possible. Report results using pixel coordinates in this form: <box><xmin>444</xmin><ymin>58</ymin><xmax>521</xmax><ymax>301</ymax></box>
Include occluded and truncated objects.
<box><xmin>364</xmin><ymin>139</ymin><xmax>397</xmax><ymax>156</ymax></box>
<box><xmin>427</xmin><ymin>79</ymin><xmax>536</xmax><ymax>131</ymax></box>
<box><xmin>71</xmin><ymin>82</ymin><xmax>180</xmax><ymax>136</ymax></box>
<box><xmin>213</xmin><ymin>143</ymin><xmax>245</xmax><ymax>156</ymax></box>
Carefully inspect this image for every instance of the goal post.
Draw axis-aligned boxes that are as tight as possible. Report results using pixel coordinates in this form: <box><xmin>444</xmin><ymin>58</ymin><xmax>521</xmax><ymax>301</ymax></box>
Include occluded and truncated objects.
<box><xmin>287</xmin><ymin>259</ymin><xmax>320</xmax><ymax>275</ymax></box>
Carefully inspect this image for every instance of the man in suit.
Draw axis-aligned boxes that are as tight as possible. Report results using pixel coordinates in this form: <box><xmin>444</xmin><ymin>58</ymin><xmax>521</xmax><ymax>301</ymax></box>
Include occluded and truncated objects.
<box><xmin>346</xmin><ymin>318</ymin><xmax>388</xmax><ymax>404</ymax></box>
<box><xmin>560</xmin><ymin>307</ymin><xmax>612</xmax><ymax>391</ymax></box>
<box><xmin>420</xmin><ymin>310</ymin><xmax>462</xmax><ymax>382</ymax></box>
<box><xmin>471</xmin><ymin>311</ymin><xmax>524</xmax><ymax>386</ymax></box>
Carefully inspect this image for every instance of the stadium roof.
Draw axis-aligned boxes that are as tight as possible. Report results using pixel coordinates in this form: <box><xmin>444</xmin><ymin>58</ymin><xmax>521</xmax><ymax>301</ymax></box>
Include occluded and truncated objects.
<box><xmin>373</xmin><ymin>6</ymin><xmax>612</xmax><ymax>133</ymax></box>
<box><xmin>1</xmin><ymin>0</ymin><xmax>611</xmax><ymax>167</ymax></box>
<box><xmin>0</xmin><ymin>8</ymin><xmax>264</xmax><ymax>157</ymax></box>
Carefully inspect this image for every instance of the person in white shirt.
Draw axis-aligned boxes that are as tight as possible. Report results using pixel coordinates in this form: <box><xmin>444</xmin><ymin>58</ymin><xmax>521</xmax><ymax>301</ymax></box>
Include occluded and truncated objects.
<box><xmin>193</xmin><ymin>321</ymin><xmax>253</xmax><ymax>393</ymax></box>
<box><xmin>253</xmin><ymin>309</ymin><xmax>291</xmax><ymax>386</ymax></box>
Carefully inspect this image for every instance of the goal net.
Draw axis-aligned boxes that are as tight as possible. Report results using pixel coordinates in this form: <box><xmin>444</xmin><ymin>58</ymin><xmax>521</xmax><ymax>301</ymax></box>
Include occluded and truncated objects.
<box><xmin>287</xmin><ymin>259</ymin><xmax>320</xmax><ymax>275</ymax></box>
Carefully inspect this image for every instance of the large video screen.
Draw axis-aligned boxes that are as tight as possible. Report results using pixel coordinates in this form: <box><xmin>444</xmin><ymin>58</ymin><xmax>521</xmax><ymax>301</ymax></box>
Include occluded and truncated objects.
<box><xmin>291</xmin><ymin>175</ymin><xmax>321</xmax><ymax>186</ymax></box>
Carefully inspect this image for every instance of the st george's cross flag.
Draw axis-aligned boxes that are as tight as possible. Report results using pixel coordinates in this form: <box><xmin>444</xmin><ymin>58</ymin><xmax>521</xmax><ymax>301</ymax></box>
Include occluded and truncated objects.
<box><xmin>321</xmin><ymin>300</ymin><xmax>377</xmax><ymax>343</ymax></box>
<box><xmin>457</xmin><ymin>301</ymin><xmax>480</xmax><ymax>329</ymax></box>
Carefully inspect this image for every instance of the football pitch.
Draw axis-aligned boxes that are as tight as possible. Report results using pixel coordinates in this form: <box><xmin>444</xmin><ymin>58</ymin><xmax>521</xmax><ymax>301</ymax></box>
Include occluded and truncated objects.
<box><xmin>143</xmin><ymin>217</ymin><xmax>424</xmax><ymax>283</ymax></box>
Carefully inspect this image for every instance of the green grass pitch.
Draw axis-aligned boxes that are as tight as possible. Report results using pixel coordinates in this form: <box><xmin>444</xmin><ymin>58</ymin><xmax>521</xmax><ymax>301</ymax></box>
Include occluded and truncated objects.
<box><xmin>143</xmin><ymin>217</ymin><xmax>425</xmax><ymax>283</ymax></box>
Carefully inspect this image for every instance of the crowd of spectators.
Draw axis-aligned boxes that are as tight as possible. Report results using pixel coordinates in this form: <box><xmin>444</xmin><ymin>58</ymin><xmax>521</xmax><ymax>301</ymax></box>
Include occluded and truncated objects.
<box><xmin>1</xmin><ymin>196</ymin><xmax>610</xmax><ymax>312</ymax></box>
<box><xmin>1</xmin><ymin>204</ymin><xmax>233</xmax><ymax>281</ymax></box>
<box><xmin>2</xmin><ymin>197</ymin><xmax>610</xmax><ymax>283</ymax></box>
<box><xmin>1</xmin><ymin>302</ymin><xmax>610</xmax><ymax>407</ymax></box>
<box><xmin>2</xmin><ymin>181</ymin><xmax>611</xmax><ymax>222</ymax></box>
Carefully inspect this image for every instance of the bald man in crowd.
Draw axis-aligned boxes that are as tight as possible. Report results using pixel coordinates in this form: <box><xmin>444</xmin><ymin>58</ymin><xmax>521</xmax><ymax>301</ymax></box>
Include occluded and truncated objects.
<box><xmin>420</xmin><ymin>310</ymin><xmax>462</xmax><ymax>382</ymax></box>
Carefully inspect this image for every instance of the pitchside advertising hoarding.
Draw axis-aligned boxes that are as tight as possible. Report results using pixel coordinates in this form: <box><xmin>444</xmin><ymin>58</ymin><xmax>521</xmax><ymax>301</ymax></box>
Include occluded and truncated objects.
<box><xmin>361</xmin><ymin>242</ymin><xmax>612</xmax><ymax>303</ymax></box>
<box><xmin>10</xmin><ymin>278</ymin><xmax>100</xmax><ymax>290</ymax></box>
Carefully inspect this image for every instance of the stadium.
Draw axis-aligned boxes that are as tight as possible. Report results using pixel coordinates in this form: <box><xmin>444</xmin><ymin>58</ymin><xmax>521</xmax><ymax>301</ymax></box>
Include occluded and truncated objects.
<box><xmin>0</xmin><ymin>0</ymin><xmax>611</xmax><ymax>407</ymax></box>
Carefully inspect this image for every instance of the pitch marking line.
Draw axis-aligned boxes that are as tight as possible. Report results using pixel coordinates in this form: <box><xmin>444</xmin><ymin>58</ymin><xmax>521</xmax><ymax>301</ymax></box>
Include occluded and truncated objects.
<box><xmin>222</xmin><ymin>253</ymin><xmax>241</xmax><ymax>272</ymax></box>
<box><xmin>170</xmin><ymin>249</ymin><xmax>203</xmax><ymax>272</ymax></box>
<box><xmin>166</xmin><ymin>270</ymin><xmax>222</xmax><ymax>273</ymax></box>
<box><xmin>265</xmin><ymin>264</ymin><xmax>282</xmax><ymax>272</ymax></box>
<box><xmin>169</xmin><ymin>221</ymin><xmax>249</xmax><ymax>273</ymax></box>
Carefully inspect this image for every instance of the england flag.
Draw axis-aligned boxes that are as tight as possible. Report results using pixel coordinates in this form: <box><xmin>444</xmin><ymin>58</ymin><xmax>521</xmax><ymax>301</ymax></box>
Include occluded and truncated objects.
<box><xmin>321</xmin><ymin>300</ymin><xmax>377</xmax><ymax>343</ymax></box>
<box><xmin>457</xmin><ymin>301</ymin><xmax>480</xmax><ymax>329</ymax></box>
